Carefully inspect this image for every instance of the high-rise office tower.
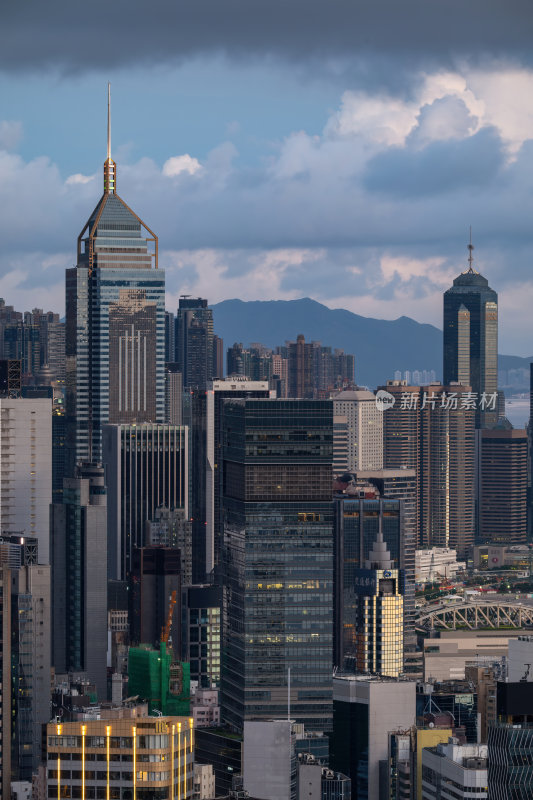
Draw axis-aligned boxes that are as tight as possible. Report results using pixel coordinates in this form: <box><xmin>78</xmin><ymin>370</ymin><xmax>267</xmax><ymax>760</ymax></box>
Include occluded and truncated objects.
<box><xmin>332</xmin><ymin>389</ymin><xmax>383</xmax><ymax>474</ymax></box>
<box><xmin>66</xmin><ymin>89</ymin><xmax>165</xmax><ymax>472</ymax></box>
<box><xmin>206</xmin><ymin>379</ymin><xmax>274</xmax><ymax>577</ymax></box>
<box><xmin>380</xmin><ymin>380</ymin><xmax>421</xmax><ymax>534</ymax></box>
<box><xmin>213</xmin><ymin>334</ymin><xmax>224</xmax><ymax>378</ymax></box>
<box><xmin>9</xmin><ymin>560</ymin><xmax>51</xmax><ymax>780</ymax></box>
<box><xmin>477</xmin><ymin>421</ymin><xmax>528</xmax><ymax>544</ymax></box>
<box><xmin>188</xmin><ymin>378</ymin><xmax>273</xmax><ymax>583</ymax></box>
<box><xmin>165</xmin><ymin>362</ymin><xmax>183</xmax><ymax>425</ymax></box>
<box><xmin>354</xmin><ymin>526</ymin><xmax>404</xmax><ymax>678</ymax></box>
<box><xmin>334</xmin><ymin>477</ymin><xmax>415</xmax><ymax>670</ymax></box>
<box><xmin>51</xmin><ymin>463</ymin><xmax>108</xmax><ymax>699</ymax></box>
<box><xmin>175</xmin><ymin>297</ymin><xmax>214</xmax><ymax>390</ymax></box>
<box><xmin>221</xmin><ymin>399</ymin><xmax>334</xmax><ymax>733</ymax></box>
<box><xmin>443</xmin><ymin>238</ymin><xmax>498</xmax><ymax>428</ymax></box>
<box><xmin>165</xmin><ymin>310</ymin><xmax>176</xmax><ymax>363</ymax></box>
<box><xmin>102</xmin><ymin>423</ymin><xmax>188</xmax><ymax>579</ymax></box>
<box><xmin>0</xmin><ymin>396</ymin><xmax>52</xmax><ymax>563</ymax></box>
<box><xmin>419</xmin><ymin>383</ymin><xmax>475</xmax><ymax>557</ymax></box>
<box><xmin>288</xmin><ymin>334</ymin><xmax>314</xmax><ymax>398</ymax></box>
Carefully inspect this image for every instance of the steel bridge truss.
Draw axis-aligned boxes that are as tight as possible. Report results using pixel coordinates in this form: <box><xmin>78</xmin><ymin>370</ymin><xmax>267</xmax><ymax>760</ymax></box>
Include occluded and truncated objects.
<box><xmin>416</xmin><ymin>602</ymin><xmax>533</xmax><ymax>631</ymax></box>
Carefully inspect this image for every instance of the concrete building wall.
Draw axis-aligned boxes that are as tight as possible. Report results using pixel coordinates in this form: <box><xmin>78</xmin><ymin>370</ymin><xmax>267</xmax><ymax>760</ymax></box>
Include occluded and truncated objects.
<box><xmin>508</xmin><ymin>636</ymin><xmax>533</xmax><ymax>682</ymax></box>
<box><xmin>243</xmin><ymin>720</ymin><xmax>296</xmax><ymax>800</ymax></box>
<box><xmin>333</xmin><ymin>390</ymin><xmax>383</xmax><ymax>473</ymax></box>
<box><xmin>423</xmin><ymin>631</ymin><xmax>519</xmax><ymax>682</ymax></box>
<box><xmin>0</xmin><ymin>398</ymin><xmax>52</xmax><ymax>563</ymax></box>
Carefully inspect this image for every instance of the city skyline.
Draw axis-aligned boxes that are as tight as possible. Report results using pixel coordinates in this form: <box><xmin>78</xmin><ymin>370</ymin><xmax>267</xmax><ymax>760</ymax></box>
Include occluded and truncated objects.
<box><xmin>1</xmin><ymin>3</ymin><xmax>533</xmax><ymax>355</ymax></box>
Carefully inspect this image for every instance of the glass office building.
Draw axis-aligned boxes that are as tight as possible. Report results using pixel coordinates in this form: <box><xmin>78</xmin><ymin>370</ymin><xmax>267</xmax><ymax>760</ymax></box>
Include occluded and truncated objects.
<box><xmin>221</xmin><ymin>399</ymin><xmax>334</xmax><ymax>733</ymax></box>
<box><xmin>334</xmin><ymin>492</ymin><xmax>412</xmax><ymax>670</ymax></box>
<box><xmin>443</xmin><ymin>242</ymin><xmax>498</xmax><ymax>429</ymax></box>
<box><xmin>66</xmin><ymin>150</ymin><xmax>165</xmax><ymax>472</ymax></box>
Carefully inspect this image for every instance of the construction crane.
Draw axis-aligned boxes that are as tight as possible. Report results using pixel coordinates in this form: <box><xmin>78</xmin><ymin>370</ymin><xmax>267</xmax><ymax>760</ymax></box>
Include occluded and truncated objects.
<box><xmin>161</xmin><ymin>589</ymin><xmax>177</xmax><ymax>645</ymax></box>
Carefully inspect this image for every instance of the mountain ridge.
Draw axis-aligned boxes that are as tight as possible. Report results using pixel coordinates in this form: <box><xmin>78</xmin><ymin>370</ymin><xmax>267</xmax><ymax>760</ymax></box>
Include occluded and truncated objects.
<box><xmin>211</xmin><ymin>297</ymin><xmax>531</xmax><ymax>389</ymax></box>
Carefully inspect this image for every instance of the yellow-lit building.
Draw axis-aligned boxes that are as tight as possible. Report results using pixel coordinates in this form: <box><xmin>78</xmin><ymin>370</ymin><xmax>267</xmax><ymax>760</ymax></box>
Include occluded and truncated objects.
<box><xmin>46</xmin><ymin>716</ymin><xmax>194</xmax><ymax>800</ymax></box>
<box><xmin>355</xmin><ymin>527</ymin><xmax>404</xmax><ymax>678</ymax></box>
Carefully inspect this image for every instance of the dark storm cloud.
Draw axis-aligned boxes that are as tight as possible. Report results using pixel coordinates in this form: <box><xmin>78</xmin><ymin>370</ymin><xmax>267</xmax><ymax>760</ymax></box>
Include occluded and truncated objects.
<box><xmin>1</xmin><ymin>0</ymin><xmax>532</xmax><ymax>74</ymax></box>
<box><xmin>364</xmin><ymin>128</ymin><xmax>505</xmax><ymax>197</ymax></box>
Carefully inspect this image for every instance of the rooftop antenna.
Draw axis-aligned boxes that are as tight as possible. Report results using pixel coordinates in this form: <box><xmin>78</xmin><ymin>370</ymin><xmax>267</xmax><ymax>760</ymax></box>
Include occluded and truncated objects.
<box><xmin>103</xmin><ymin>82</ymin><xmax>116</xmax><ymax>194</ymax></box>
<box><xmin>107</xmin><ymin>82</ymin><xmax>111</xmax><ymax>161</ymax></box>
<box><xmin>467</xmin><ymin>227</ymin><xmax>475</xmax><ymax>272</ymax></box>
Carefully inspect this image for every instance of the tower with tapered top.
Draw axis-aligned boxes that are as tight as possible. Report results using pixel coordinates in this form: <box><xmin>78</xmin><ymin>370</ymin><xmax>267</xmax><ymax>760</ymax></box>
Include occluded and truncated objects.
<box><xmin>443</xmin><ymin>233</ymin><xmax>498</xmax><ymax>428</ymax></box>
<box><xmin>354</xmin><ymin>509</ymin><xmax>404</xmax><ymax>678</ymax></box>
<box><xmin>65</xmin><ymin>86</ymin><xmax>165</xmax><ymax>473</ymax></box>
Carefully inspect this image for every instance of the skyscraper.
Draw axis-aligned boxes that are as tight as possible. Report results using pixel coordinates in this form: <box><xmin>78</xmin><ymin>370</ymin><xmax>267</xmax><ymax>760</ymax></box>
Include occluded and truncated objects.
<box><xmin>332</xmin><ymin>389</ymin><xmax>383</xmax><ymax>474</ymax></box>
<box><xmin>221</xmin><ymin>399</ymin><xmax>334</xmax><ymax>733</ymax></box>
<box><xmin>443</xmin><ymin>238</ymin><xmax>498</xmax><ymax>428</ymax></box>
<box><xmin>0</xmin><ymin>396</ymin><xmax>52</xmax><ymax>563</ymax></box>
<box><xmin>419</xmin><ymin>383</ymin><xmax>476</xmax><ymax>556</ymax></box>
<box><xmin>334</xmin><ymin>478</ymin><xmax>415</xmax><ymax>670</ymax></box>
<box><xmin>354</xmin><ymin>526</ymin><xmax>404</xmax><ymax>678</ymax></box>
<box><xmin>175</xmin><ymin>297</ymin><xmax>215</xmax><ymax>390</ymax></box>
<box><xmin>102</xmin><ymin>423</ymin><xmax>188</xmax><ymax>579</ymax></box>
<box><xmin>187</xmin><ymin>378</ymin><xmax>273</xmax><ymax>583</ymax></box>
<box><xmin>66</xmin><ymin>88</ymin><xmax>165</xmax><ymax>472</ymax></box>
<box><xmin>478</xmin><ymin>421</ymin><xmax>528</xmax><ymax>545</ymax></box>
<box><xmin>51</xmin><ymin>463</ymin><xmax>108</xmax><ymax>699</ymax></box>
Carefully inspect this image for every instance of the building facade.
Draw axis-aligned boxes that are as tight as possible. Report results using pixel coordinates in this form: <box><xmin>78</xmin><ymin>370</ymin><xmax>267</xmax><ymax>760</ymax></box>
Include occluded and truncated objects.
<box><xmin>419</xmin><ymin>384</ymin><xmax>475</xmax><ymax>557</ymax></box>
<box><xmin>443</xmin><ymin>244</ymin><xmax>498</xmax><ymax>429</ymax></box>
<box><xmin>0</xmin><ymin>397</ymin><xmax>52</xmax><ymax>563</ymax></box>
<box><xmin>354</xmin><ymin>528</ymin><xmax>404</xmax><ymax>678</ymax></box>
<box><xmin>478</xmin><ymin>424</ymin><xmax>528</xmax><ymax>545</ymax></box>
<box><xmin>333</xmin><ymin>389</ymin><xmax>383</xmax><ymax>474</ymax></box>
<box><xmin>175</xmin><ymin>297</ymin><xmax>214</xmax><ymax>390</ymax></box>
<box><xmin>221</xmin><ymin>399</ymin><xmax>334</xmax><ymax>733</ymax></box>
<box><xmin>330</xmin><ymin>675</ymin><xmax>416</xmax><ymax>800</ymax></box>
<box><xmin>46</xmin><ymin>716</ymin><xmax>195</xmax><ymax>800</ymax></box>
<box><xmin>66</xmin><ymin>140</ymin><xmax>165</xmax><ymax>472</ymax></box>
<box><xmin>334</xmin><ymin>486</ymin><xmax>414</xmax><ymax>670</ymax></box>
<box><xmin>421</xmin><ymin>740</ymin><xmax>488</xmax><ymax>800</ymax></box>
<box><xmin>102</xmin><ymin>423</ymin><xmax>188</xmax><ymax>579</ymax></box>
<box><xmin>51</xmin><ymin>464</ymin><xmax>108</xmax><ymax>699</ymax></box>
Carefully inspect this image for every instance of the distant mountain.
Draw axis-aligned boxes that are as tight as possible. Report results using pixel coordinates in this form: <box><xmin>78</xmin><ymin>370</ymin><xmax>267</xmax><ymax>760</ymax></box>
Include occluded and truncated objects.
<box><xmin>211</xmin><ymin>297</ymin><xmax>533</xmax><ymax>389</ymax></box>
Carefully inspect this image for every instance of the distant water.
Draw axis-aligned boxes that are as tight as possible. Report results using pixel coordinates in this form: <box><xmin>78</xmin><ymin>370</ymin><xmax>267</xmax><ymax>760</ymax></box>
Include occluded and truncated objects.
<box><xmin>505</xmin><ymin>396</ymin><xmax>529</xmax><ymax>429</ymax></box>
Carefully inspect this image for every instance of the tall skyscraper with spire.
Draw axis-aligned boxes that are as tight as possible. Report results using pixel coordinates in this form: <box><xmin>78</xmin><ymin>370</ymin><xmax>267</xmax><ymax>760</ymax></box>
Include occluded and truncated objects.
<box><xmin>65</xmin><ymin>87</ymin><xmax>165</xmax><ymax>471</ymax></box>
<box><xmin>354</xmin><ymin>518</ymin><xmax>404</xmax><ymax>678</ymax></box>
<box><xmin>443</xmin><ymin>234</ymin><xmax>498</xmax><ymax>428</ymax></box>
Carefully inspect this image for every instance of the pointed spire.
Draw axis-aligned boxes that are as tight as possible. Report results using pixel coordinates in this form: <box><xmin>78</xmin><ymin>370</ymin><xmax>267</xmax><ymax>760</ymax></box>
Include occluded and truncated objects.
<box><xmin>107</xmin><ymin>82</ymin><xmax>111</xmax><ymax>161</ymax></box>
<box><xmin>103</xmin><ymin>82</ymin><xmax>116</xmax><ymax>194</ymax></box>
<box><xmin>365</xmin><ymin>503</ymin><xmax>394</xmax><ymax>570</ymax></box>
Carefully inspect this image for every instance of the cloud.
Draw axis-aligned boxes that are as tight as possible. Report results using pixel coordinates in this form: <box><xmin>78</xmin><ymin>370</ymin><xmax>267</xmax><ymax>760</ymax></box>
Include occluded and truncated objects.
<box><xmin>65</xmin><ymin>173</ymin><xmax>95</xmax><ymax>185</ymax></box>
<box><xmin>1</xmin><ymin>1</ymin><xmax>532</xmax><ymax>74</ymax></box>
<box><xmin>364</xmin><ymin>127</ymin><xmax>505</xmax><ymax>197</ymax></box>
<box><xmin>2</xmin><ymin>64</ymin><xmax>533</xmax><ymax>354</ymax></box>
<box><xmin>162</xmin><ymin>154</ymin><xmax>202</xmax><ymax>177</ymax></box>
<box><xmin>0</xmin><ymin>121</ymin><xmax>22</xmax><ymax>151</ymax></box>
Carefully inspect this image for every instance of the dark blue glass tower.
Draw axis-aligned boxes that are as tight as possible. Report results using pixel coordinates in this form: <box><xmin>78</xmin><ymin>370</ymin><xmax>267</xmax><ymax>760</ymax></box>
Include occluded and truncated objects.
<box><xmin>443</xmin><ymin>238</ymin><xmax>498</xmax><ymax>428</ymax></box>
<box><xmin>221</xmin><ymin>399</ymin><xmax>334</xmax><ymax>733</ymax></box>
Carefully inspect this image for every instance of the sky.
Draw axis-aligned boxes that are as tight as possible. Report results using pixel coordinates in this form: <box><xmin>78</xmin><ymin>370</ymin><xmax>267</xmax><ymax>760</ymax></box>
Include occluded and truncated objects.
<box><xmin>1</xmin><ymin>1</ymin><xmax>533</xmax><ymax>354</ymax></box>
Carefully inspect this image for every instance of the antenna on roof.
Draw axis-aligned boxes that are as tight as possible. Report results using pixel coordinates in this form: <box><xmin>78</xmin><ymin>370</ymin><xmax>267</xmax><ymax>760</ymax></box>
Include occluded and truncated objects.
<box><xmin>107</xmin><ymin>82</ymin><xmax>111</xmax><ymax>161</ymax></box>
<box><xmin>467</xmin><ymin>227</ymin><xmax>474</xmax><ymax>272</ymax></box>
